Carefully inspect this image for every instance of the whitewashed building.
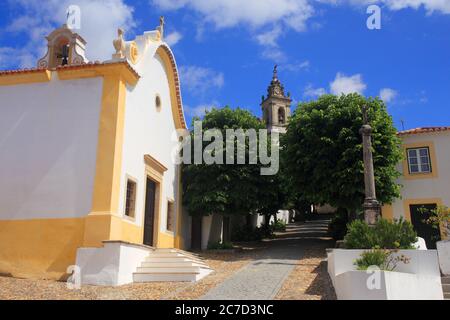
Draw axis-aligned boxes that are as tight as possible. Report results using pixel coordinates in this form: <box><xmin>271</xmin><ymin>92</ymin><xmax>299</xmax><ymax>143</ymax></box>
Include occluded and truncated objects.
<box><xmin>0</xmin><ymin>21</ymin><xmax>212</xmax><ymax>285</ymax></box>
<box><xmin>382</xmin><ymin>127</ymin><xmax>450</xmax><ymax>248</ymax></box>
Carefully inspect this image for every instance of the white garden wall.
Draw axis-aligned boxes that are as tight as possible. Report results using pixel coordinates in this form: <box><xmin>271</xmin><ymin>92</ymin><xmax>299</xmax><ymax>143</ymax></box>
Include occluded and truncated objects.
<box><xmin>327</xmin><ymin>249</ymin><xmax>443</xmax><ymax>300</ymax></box>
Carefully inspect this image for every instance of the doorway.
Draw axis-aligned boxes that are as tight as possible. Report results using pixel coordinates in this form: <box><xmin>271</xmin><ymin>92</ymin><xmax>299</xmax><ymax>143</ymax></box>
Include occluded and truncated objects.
<box><xmin>409</xmin><ymin>204</ymin><xmax>441</xmax><ymax>249</ymax></box>
<box><xmin>143</xmin><ymin>178</ymin><xmax>157</xmax><ymax>246</ymax></box>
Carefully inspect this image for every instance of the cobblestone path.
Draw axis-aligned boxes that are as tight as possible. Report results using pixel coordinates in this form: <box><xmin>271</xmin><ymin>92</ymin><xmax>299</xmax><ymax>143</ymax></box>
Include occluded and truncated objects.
<box><xmin>201</xmin><ymin>219</ymin><xmax>333</xmax><ymax>300</ymax></box>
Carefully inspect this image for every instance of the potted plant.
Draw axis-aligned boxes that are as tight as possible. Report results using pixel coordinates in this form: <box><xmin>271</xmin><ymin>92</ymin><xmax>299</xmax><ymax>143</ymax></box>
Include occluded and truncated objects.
<box><xmin>422</xmin><ymin>205</ymin><xmax>450</xmax><ymax>275</ymax></box>
<box><xmin>327</xmin><ymin>218</ymin><xmax>444</xmax><ymax>299</ymax></box>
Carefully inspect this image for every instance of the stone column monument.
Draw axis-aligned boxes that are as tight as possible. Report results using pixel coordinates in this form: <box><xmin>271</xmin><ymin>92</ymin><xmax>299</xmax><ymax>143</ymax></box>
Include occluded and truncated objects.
<box><xmin>360</xmin><ymin>105</ymin><xmax>381</xmax><ymax>225</ymax></box>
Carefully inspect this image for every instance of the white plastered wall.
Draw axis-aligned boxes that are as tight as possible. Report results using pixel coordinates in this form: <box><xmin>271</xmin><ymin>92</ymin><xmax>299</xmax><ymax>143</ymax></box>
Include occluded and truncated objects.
<box><xmin>0</xmin><ymin>74</ymin><xmax>103</xmax><ymax>220</ymax></box>
<box><xmin>117</xmin><ymin>44</ymin><xmax>180</xmax><ymax>242</ymax></box>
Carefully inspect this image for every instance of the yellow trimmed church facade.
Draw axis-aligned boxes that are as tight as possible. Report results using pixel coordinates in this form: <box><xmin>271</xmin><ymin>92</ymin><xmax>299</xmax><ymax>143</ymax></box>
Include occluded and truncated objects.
<box><xmin>0</xmin><ymin>21</ymin><xmax>193</xmax><ymax>282</ymax></box>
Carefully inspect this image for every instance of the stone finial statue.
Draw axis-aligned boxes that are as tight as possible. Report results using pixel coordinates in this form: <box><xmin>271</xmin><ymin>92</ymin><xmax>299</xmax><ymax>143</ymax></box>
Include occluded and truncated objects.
<box><xmin>113</xmin><ymin>28</ymin><xmax>126</xmax><ymax>59</ymax></box>
<box><xmin>157</xmin><ymin>16</ymin><xmax>165</xmax><ymax>40</ymax></box>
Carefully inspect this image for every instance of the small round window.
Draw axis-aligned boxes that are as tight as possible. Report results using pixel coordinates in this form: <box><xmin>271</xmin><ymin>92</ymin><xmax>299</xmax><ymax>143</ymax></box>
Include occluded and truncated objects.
<box><xmin>155</xmin><ymin>95</ymin><xmax>162</xmax><ymax>111</ymax></box>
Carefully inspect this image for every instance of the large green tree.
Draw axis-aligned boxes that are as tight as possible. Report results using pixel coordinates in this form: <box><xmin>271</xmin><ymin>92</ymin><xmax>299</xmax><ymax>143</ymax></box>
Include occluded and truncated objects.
<box><xmin>182</xmin><ymin>107</ymin><xmax>266</xmax><ymax>243</ymax></box>
<box><xmin>281</xmin><ymin>94</ymin><xmax>402</xmax><ymax>217</ymax></box>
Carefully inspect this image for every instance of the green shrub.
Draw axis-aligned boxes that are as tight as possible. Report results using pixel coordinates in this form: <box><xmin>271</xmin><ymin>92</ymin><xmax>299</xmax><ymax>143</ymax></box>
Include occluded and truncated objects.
<box><xmin>207</xmin><ymin>241</ymin><xmax>234</xmax><ymax>250</ymax></box>
<box><xmin>344</xmin><ymin>218</ymin><xmax>417</xmax><ymax>249</ymax></box>
<box><xmin>354</xmin><ymin>249</ymin><xmax>411</xmax><ymax>271</ymax></box>
<box><xmin>271</xmin><ymin>219</ymin><xmax>286</xmax><ymax>232</ymax></box>
<box><xmin>328</xmin><ymin>208</ymin><xmax>349</xmax><ymax>240</ymax></box>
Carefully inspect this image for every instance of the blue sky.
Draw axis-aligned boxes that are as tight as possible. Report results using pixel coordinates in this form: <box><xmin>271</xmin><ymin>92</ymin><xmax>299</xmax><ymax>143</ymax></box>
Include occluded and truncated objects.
<box><xmin>1</xmin><ymin>1</ymin><xmax>449</xmax><ymax>130</ymax></box>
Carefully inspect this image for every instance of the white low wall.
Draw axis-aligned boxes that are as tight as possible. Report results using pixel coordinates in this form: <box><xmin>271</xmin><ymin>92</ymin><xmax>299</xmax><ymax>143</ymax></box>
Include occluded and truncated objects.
<box><xmin>335</xmin><ymin>270</ymin><xmax>443</xmax><ymax>300</ymax></box>
<box><xmin>437</xmin><ymin>240</ymin><xmax>450</xmax><ymax>275</ymax></box>
<box><xmin>74</xmin><ymin>241</ymin><xmax>152</xmax><ymax>286</ymax></box>
<box><xmin>256</xmin><ymin>210</ymin><xmax>290</xmax><ymax>228</ymax></box>
<box><xmin>327</xmin><ymin>249</ymin><xmax>443</xmax><ymax>300</ymax></box>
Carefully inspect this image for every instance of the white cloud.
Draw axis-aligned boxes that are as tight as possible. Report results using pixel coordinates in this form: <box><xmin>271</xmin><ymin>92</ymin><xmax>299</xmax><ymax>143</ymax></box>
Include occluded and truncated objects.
<box><xmin>330</xmin><ymin>72</ymin><xmax>367</xmax><ymax>95</ymax></box>
<box><xmin>152</xmin><ymin>0</ymin><xmax>314</xmax><ymax>30</ymax></box>
<box><xmin>304</xmin><ymin>84</ymin><xmax>327</xmax><ymax>98</ymax></box>
<box><xmin>325</xmin><ymin>0</ymin><xmax>450</xmax><ymax>14</ymax></box>
<box><xmin>379</xmin><ymin>88</ymin><xmax>398</xmax><ymax>102</ymax></box>
<box><xmin>255</xmin><ymin>26</ymin><xmax>287</xmax><ymax>62</ymax></box>
<box><xmin>2</xmin><ymin>0</ymin><xmax>135</xmax><ymax>68</ymax></box>
<box><xmin>179</xmin><ymin>65</ymin><xmax>224</xmax><ymax>96</ymax></box>
<box><xmin>383</xmin><ymin>0</ymin><xmax>450</xmax><ymax>14</ymax></box>
<box><xmin>184</xmin><ymin>102</ymin><xmax>218</xmax><ymax>117</ymax></box>
<box><xmin>280</xmin><ymin>60</ymin><xmax>310</xmax><ymax>72</ymax></box>
<box><xmin>165</xmin><ymin>31</ymin><xmax>183</xmax><ymax>46</ymax></box>
<box><xmin>256</xmin><ymin>26</ymin><xmax>283</xmax><ymax>47</ymax></box>
<box><xmin>0</xmin><ymin>47</ymin><xmax>35</xmax><ymax>68</ymax></box>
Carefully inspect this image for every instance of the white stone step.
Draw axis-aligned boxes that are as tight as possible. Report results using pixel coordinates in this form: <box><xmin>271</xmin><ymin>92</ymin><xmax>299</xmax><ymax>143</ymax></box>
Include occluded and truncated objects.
<box><xmin>152</xmin><ymin>251</ymin><xmax>204</xmax><ymax>261</ymax></box>
<box><xmin>442</xmin><ymin>277</ymin><xmax>450</xmax><ymax>285</ymax></box>
<box><xmin>133</xmin><ymin>248</ymin><xmax>213</xmax><ymax>283</ymax></box>
<box><xmin>136</xmin><ymin>266</ymin><xmax>206</xmax><ymax>273</ymax></box>
<box><xmin>154</xmin><ymin>248</ymin><xmax>204</xmax><ymax>259</ymax></box>
<box><xmin>140</xmin><ymin>261</ymin><xmax>208</xmax><ymax>268</ymax></box>
<box><xmin>144</xmin><ymin>257</ymin><xmax>197</xmax><ymax>263</ymax></box>
<box><xmin>133</xmin><ymin>272</ymin><xmax>200</xmax><ymax>282</ymax></box>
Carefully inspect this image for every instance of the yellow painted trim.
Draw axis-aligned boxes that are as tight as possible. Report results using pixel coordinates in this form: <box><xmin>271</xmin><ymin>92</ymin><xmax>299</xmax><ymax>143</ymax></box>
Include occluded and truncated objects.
<box><xmin>157</xmin><ymin>231</ymin><xmax>175</xmax><ymax>248</ymax></box>
<box><xmin>57</xmin><ymin>63</ymin><xmax>139</xmax><ymax>86</ymax></box>
<box><xmin>0</xmin><ymin>70</ymin><xmax>51</xmax><ymax>86</ymax></box>
<box><xmin>83</xmin><ymin>73</ymin><xmax>129</xmax><ymax>247</ymax></box>
<box><xmin>402</xmin><ymin>141</ymin><xmax>438</xmax><ymax>180</ymax></box>
<box><xmin>175</xmin><ymin>164</ymin><xmax>183</xmax><ymax>249</ymax></box>
<box><xmin>142</xmin><ymin>156</ymin><xmax>177</xmax><ymax>248</ymax></box>
<box><xmin>144</xmin><ymin>154</ymin><xmax>168</xmax><ymax>174</ymax></box>
<box><xmin>381</xmin><ymin>204</ymin><xmax>394</xmax><ymax>221</ymax></box>
<box><xmin>0</xmin><ymin>218</ymin><xmax>85</xmax><ymax>280</ymax></box>
<box><xmin>403</xmin><ymin>198</ymin><xmax>443</xmax><ymax>222</ymax></box>
<box><xmin>156</xmin><ymin>46</ymin><xmax>186</xmax><ymax>129</ymax></box>
<box><xmin>129</xmin><ymin>42</ymin><xmax>139</xmax><ymax>65</ymax></box>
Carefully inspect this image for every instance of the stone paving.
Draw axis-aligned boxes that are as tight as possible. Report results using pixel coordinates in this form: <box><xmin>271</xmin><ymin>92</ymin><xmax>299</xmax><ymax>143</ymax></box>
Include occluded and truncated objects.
<box><xmin>201</xmin><ymin>219</ymin><xmax>334</xmax><ymax>300</ymax></box>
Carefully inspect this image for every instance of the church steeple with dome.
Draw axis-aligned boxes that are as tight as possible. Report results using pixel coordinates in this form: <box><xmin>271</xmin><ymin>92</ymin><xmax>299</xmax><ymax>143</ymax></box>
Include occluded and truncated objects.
<box><xmin>261</xmin><ymin>65</ymin><xmax>292</xmax><ymax>133</ymax></box>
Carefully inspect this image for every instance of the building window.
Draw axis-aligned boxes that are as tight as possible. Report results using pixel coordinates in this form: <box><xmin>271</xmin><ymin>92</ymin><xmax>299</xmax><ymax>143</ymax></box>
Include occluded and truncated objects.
<box><xmin>278</xmin><ymin>108</ymin><xmax>285</xmax><ymax>124</ymax></box>
<box><xmin>166</xmin><ymin>200</ymin><xmax>175</xmax><ymax>232</ymax></box>
<box><xmin>407</xmin><ymin>147</ymin><xmax>432</xmax><ymax>174</ymax></box>
<box><xmin>125</xmin><ymin>179</ymin><xmax>137</xmax><ymax>218</ymax></box>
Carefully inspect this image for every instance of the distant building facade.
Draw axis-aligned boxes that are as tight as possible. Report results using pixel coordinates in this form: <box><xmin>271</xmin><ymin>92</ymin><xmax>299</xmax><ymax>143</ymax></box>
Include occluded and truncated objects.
<box><xmin>382</xmin><ymin>127</ymin><xmax>450</xmax><ymax>248</ymax></box>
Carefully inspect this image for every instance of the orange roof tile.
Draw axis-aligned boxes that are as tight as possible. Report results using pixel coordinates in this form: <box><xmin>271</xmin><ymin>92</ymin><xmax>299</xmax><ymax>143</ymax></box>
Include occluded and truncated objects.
<box><xmin>397</xmin><ymin>127</ymin><xmax>450</xmax><ymax>136</ymax></box>
<box><xmin>0</xmin><ymin>61</ymin><xmax>140</xmax><ymax>79</ymax></box>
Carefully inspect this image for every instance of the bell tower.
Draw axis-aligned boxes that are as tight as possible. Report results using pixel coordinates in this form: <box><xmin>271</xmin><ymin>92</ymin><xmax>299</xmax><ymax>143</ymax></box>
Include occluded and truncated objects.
<box><xmin>37</xmin><ymin>24</ymin><xmax>88</xmax><ymax>68</ymax></box>
<box><xmin>261</xmin><ymin>65</ymin><xmax>292</xmax><ymax>133</ymax></box>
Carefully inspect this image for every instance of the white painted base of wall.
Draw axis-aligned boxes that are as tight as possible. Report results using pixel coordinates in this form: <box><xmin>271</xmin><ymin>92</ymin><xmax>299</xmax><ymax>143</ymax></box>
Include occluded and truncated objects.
<box><xmin>74</xmin><ymin>241</ymin><xmax>152</xmax><ymax>286</ymax></box>
<box><xmin>327</xmin><ymin>249</ymin><xmax>443</xmax><ymax>300</ymax></box>
<box><xmin>437</xmin><ymin>240</ymin><xmax>450</xmax><ymax>276</ymax></box>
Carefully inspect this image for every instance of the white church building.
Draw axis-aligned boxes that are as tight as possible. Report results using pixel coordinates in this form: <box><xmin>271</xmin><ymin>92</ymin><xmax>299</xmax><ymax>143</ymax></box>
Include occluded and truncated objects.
<box><xmin>0</xmin><ymin>20</ymin><xmax>212</xmax><ymax>285</ymax></box>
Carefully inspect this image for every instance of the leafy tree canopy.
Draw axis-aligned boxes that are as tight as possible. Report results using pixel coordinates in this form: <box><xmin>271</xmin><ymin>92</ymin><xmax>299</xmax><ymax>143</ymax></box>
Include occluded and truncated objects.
<box><xmin>182</xmin><ymin>106</ymin><xmax>265</xmax><ymax>218</ymax></box>
<box><xmin>281</xmin><ymin>94</ymin><xmax>402</xmax><ymax>214</ymax></box>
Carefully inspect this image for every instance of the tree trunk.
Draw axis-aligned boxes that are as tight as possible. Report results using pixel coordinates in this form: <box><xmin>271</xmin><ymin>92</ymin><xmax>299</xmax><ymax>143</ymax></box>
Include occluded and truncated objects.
<box><xmin>222</xmin><ymin>216</ymin><xmax>230</xmax><ymax>243</ymax></box>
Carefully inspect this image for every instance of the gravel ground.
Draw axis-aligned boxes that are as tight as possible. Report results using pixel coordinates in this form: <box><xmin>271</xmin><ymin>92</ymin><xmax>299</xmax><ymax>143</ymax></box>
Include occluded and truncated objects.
<box><xmin>275</xmin><ymin>247</ymin><xmax>336</xmax><ymax>300</ymax></box>
<box><xmin>0</xmin><ymin>247</ymin><xmax>263</xmax><ymax>300</ymax></box>
<box><xmin>0</xmin><ymin>220</ymin><xmax>336</xmax><ymax>300</ymax></box>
